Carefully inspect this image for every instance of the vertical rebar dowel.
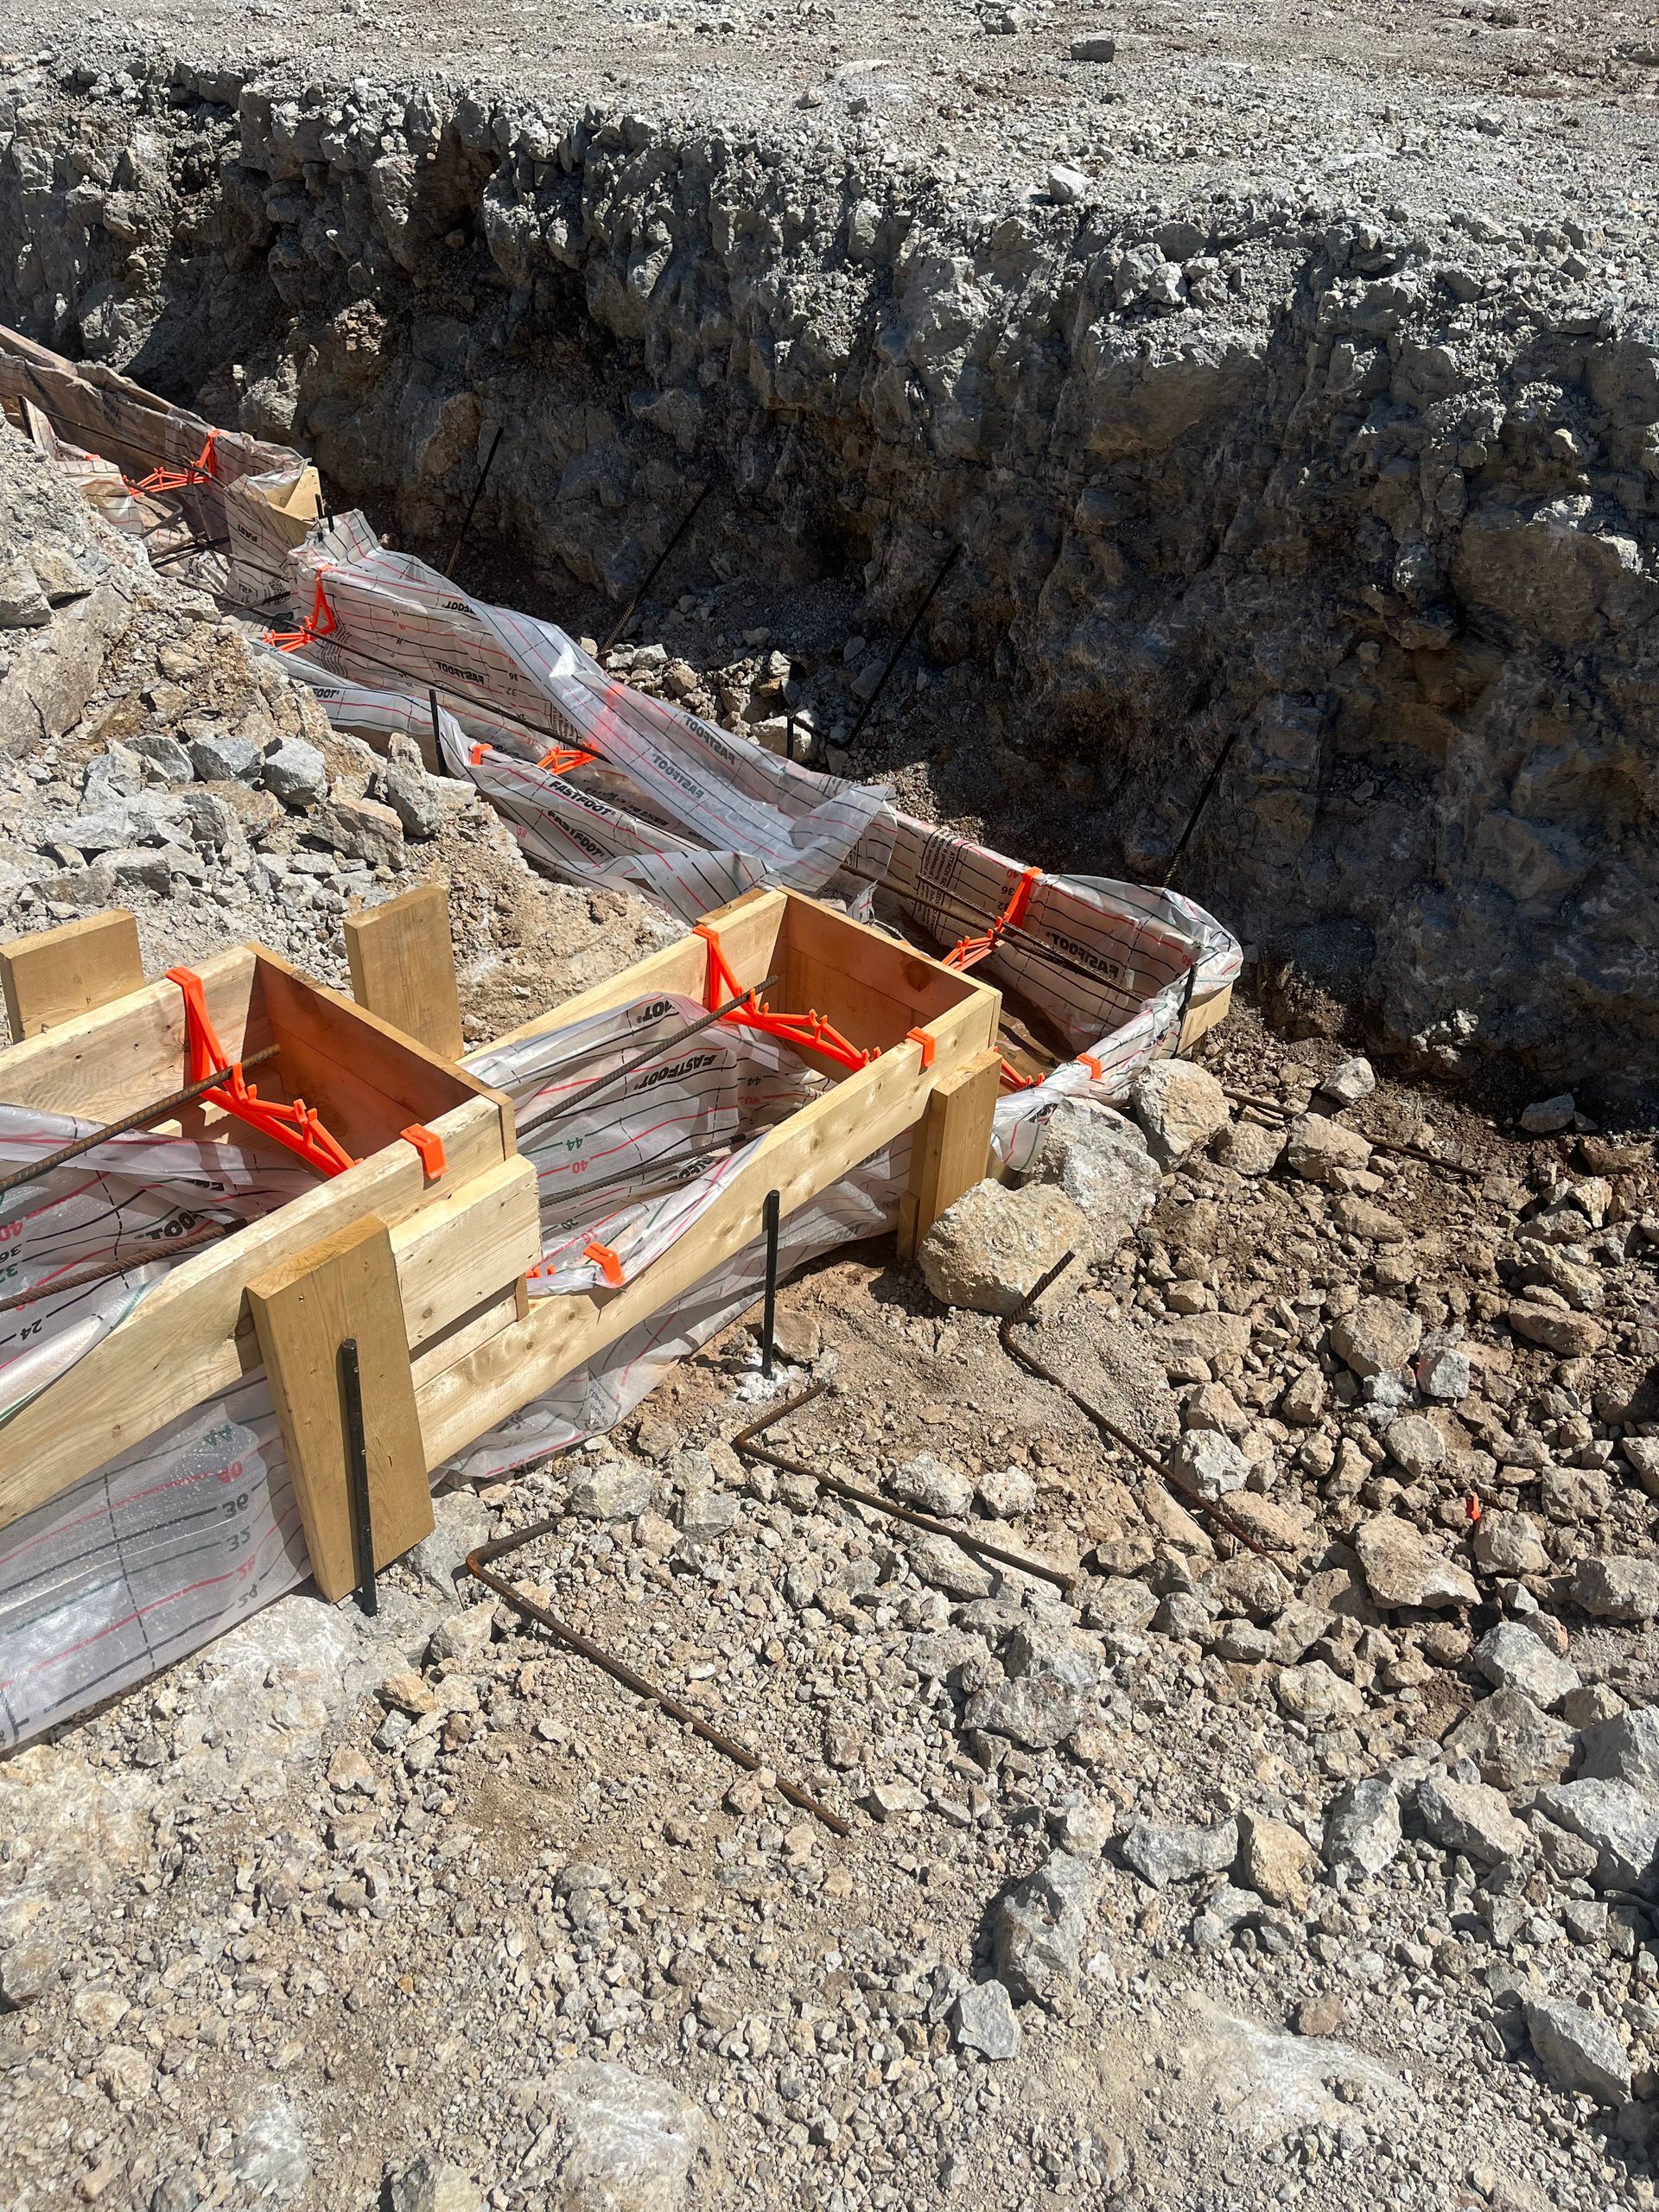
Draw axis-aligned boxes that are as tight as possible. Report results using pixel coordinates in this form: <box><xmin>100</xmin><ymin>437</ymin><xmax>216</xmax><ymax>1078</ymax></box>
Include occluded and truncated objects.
<box><xmin>601</xmin><ymin>483</ymin><xmax>713</xmax><ymax>656</ymax></box>
<box><xmin>446</xmin><ymin>424</ymin><xmax>504</xmax><ymax>575</ymax></box>
<box><xmin>428</xmin><ymin>685</ymin><xmax>443</xmax><ymax>766</ymax></box>
<box><xmin>845</xmin><ymin>542</ymin><xmax>959</xmax><ymax>751</ymax></box>
<box><xmin>1166</xmin><ymin>725</ymin><xmax>1243</xmax><ymax>884</ymax></box>
<box><xmin>760</xmin><ymin>1189</ymin><xmax>781</xmax><ymax>1379</ymax></box>
<box><xmin>339</xmin><ymin>1338</ymin><xmax>378</xmax><ymax>1618</ymax></box>
<box><xmin>1175</xmin><ymin>957</ymin><xmax>1199</xmax><ymax>1052</ymax></box>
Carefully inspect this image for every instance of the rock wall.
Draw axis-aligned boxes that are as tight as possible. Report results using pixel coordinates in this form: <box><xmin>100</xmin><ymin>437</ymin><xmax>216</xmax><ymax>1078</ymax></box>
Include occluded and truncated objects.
<box><xmin>4</xmin><ymin>56</ymin><xmax>1659</xmax><ymax>1096</ymax></box>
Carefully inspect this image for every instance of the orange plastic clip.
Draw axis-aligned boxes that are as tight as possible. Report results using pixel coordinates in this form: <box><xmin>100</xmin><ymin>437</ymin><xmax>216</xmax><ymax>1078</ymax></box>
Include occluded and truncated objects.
<box><xmin>470</xmin><ymin>742</ymin><xmax>490</xmax><ymax>766</ymax></box>
<box><xmin>400</xmin><ymin>1125</ymin><xmax>446</xmax><ymax>1179</ymax></box>
<box><xmin>583</xmin><ymin>1241</ymin><xmax>626</xmax><ymax>1287</ymax></box>
<box><xmin>1077</xmin><ymin>1053</ymin><xmax>1104</xmax><ymax>1080</ymax></box>
<box><xmin>906</xmin><ymin>1027</ymin><xmax>936</xmax><ymax>1070</ymax></box>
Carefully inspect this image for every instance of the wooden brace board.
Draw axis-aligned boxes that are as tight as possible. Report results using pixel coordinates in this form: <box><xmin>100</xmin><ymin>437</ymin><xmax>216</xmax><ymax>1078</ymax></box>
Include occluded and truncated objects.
<box><xmin>0</xmin><ymin>910</ymin><xmax>144</xmax><ymax>1041</ymax></box>
<box><xmin>248</xmin><ymin>1216</ymin><xmax>433</xmax><ymax>1602</ymax></box>
<box><xmin>344</xmin><ymin>883</ymin><xmax>464</xmax><ymax>1061</ymax></box>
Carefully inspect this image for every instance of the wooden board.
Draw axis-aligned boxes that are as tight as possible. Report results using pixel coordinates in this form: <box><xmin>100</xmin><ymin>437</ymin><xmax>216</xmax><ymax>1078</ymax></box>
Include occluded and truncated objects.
<box><xmin>0</xmin><ymin>1091</ymin><xmax>510</xmax><ymax>1527</ymax></box>
<box><xmin>247</xmin><ymin>1217</ymin><xmax>433</xmax><ymax>1602</ymax></box>
<box><xmin>0</xmin><ymin>911</ymin><xmax>145</xmax><ymax>1041</ymax></box>
<box><xmin>896</xmin><ymin>1046</ymin><xmax>1002</xmax><ymax>1260</ymax></box>
<box><xmin>345</xmin><ymin>883</ymin><xmax>464</xmax><ymax>1061</ymax></box>
<box><xmin>415</xmin><ymin>976</ymin><xmax>1001</xmax><ymax>1465</ymax></box>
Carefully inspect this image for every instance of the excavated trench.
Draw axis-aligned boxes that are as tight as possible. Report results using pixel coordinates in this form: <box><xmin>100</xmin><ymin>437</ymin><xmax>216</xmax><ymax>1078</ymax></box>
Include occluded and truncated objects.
<box><xmin>4</xmin><ymin>57</ymin><xmax>1659</xmax><ymax>1103</ymax></box>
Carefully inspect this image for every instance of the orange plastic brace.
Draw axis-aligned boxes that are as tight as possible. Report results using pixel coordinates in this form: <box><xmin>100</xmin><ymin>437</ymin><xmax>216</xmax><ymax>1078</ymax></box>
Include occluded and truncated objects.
<box><xmin>944</xmin><ymin>866</ymin><xmax>1041</xmax><ymax>973</ymax></box>
<box><xmin>167</xmin><ymin>967</ymin><xmax>357</xmax><ymax>1179</ymax></box>
<box><xmin>265</xmin><ymin>570</ymin><xmax>337</xmax><ymax>655</ymax></box>
<box><xmin>536</xmin><ymin>744</ymin><xmax>600</xmax><ymax>776</ymax></box>
<box><xmin>125</xmin><ymin>429</ymin><xmax>219</xmax><ymax>497</ymax></box>
<box><xmin>690</xmin><ymin>923</ymin><xmax>875</xmax><ymax>1076</ymax></box>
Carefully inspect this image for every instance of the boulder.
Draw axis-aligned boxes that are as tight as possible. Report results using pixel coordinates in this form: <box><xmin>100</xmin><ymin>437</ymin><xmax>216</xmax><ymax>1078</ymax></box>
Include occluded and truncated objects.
<box><xmin>1167</xmin><ymin>1428</ymin><xmax>1250</xmax><ymax>1502</ymax></box>
<box><xmin>262</xmin><ymin>738</ymin><xmax>327</xmax><ymax>808</ymax></box>
<box><xmin>1128</xmin><ymin>1058</ymin><xmax>1230</xmax><ymax>1168</ymax></box>
<box><xmin>1329</xmin><ymin>1298</ymin><xmax>1422</xmax><ymax>1377</ymax></box>
<box><xmin>542</xmin><ymin>2060</ymin><xmax>707</xmax><ymax>2212</ymax></box>
<box><xmin>1322</xmin><ymin>1776</ymin><xmax>1402</xmax><ymax>1877</ymax></box>
<box><xmin>1506</xmin><ymin>1302</ymin><xmax>1606</xmax><ymax>1357</ymax></box>
<box><xmin>918</xmin><ymin>1179</ymin><xmax>1090</xmax><ymax>1316</ymax></box>
<box><xmin>1236</xmin><ymin>1812</ymin><xmax>1315</xmax><ymax>1910</ymax></box>
<box><xmin>1471</xmin><ymin>1513</ymin><xmax>1549</xmax><ymax>1577</ymax></box>
<box><xmin>1573</xmin><ymin>1556</ymin><xmax>1659</xmax><ymax>1624</ymax></box>
<box><xmin>1473</xmin><ymin>1622</ymin><xmax>1580</xmax><ymax>1711</ymax></box>
<box><xmin>990</xmin><ymin>1849</ymin><xmax>1097</xmax><ymax>2005</ymax></box>
<box><xmin>1320</xmin><ymin>1057</ymin><xmax>1376</xmax><ymax>1106</ymax></box>
<box><xmin>888</xmin><ymin>1452</ymin><xmax>974</xmax><ymax>1519</ymax></box>
<box><xmin>1444</xmin><ymin>1688</ymin><xmax>1574</xmax><ymax>1791</ymax></box>
<box><xmin>1382</xmin><ymin>1414</ymin><xmax>1446</xmax><ymax>1482</ymax></box>
<box><xmin>952</xmin><ymin>1979</ymin><xmax>1020</xmax><ymax>2060</ymax></box>
<box><xmin>1274</xmin><ymin>1661</ymin><xmax>1365</xmax><ymax>1726</ymax></box>
<box><xmin>1284</xmin><ymin>1114</ymin><xmax>1373</xmax><ymax>1185</ymax></box>
<box><xmin>1027</xmin><ymin>1099</ymin><xmax>1161</xmax><ymax>1255</ymax></box>
<box><xmin>1353</xmin><ymin>1516</ymin><xmax>1477</xmax><ymax>1610</ymax></box>
<box><xmin>1414</xmin><ymin>1777</ymin><xmax>1529</xmax><ymax>1865</ymax></box>
<box><xmin>569</xmin><ymin>1464</ymin><xmax>652</xmax><ymax>1518</ymax></box>
<box><xmin>1534</xmin><ymin>1780</ymin><xmax>1659</xmax><ymax>1890</ymax></box>
<box><xmin>1524</xmin><ymin>1997</ymin><xmax>1631</xmax><ymax>2107</ymax></box>
<box><xmin>1578</xmin><ymin>1708</ymin><xmax>1659</xmax><ymax>1800</ymax></box>
<box><xmin>1118</xmin><ymin>1815</ymin><xmax>1237</xmax><ymax>1889</ymax></box>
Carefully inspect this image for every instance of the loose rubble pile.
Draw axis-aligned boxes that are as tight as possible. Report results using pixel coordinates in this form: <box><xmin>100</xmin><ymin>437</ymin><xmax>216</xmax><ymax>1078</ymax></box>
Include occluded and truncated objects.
<box><xmin>0</xmin><ymin>419</ymin><xmax>673</xmax><ymax>1040</ymax></box>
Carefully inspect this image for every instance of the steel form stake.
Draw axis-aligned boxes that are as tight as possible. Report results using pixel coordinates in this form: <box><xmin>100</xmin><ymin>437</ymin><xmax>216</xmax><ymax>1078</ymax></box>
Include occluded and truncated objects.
<box><xmin>760</xmin><ymin>1188</ymin><xmax>781</xmax><ymax>1378</ymax></box>
<box><xmin>339</xmin><ymin>1338</ymin><xmax>378</xmax><ymax>1618</ymax></box>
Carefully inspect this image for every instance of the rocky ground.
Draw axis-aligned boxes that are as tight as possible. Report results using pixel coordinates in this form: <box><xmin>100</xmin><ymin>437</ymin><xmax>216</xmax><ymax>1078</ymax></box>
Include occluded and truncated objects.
<box><xmin>6</xmin><ymin>404</ymin><xmax>1659</xmax><ymax>2212</ymax></box>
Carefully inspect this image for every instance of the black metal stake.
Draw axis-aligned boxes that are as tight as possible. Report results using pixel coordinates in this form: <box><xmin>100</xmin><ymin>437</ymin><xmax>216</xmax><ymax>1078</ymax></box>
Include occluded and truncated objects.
<box><xmin>428</xmin><ymin>685</ymin><xmax>443</xmax><ymax>766</ymax></box>
<box><xmin>446</xmin><ymin>424</ymin><xmax>505</xmax><ymax>575</ymax></box>
<box><xmin>601</xmin><ymin>483</ymin><xmax>712</xmax><ymax>656</ymax></box>
<box><xmin>845</xmin><ymin>542</ymin><xmax>959</xmax><ymax>751</ymax></box>
<box><xmin>760</xmin><ymin>1188</ymin><xmax>781</xmax><ymax>1378</ymax></box>
<box><xmin>339</xmin><ymin>1338</ymin><xmax>378</xmax><ymax>1617</ymax></box>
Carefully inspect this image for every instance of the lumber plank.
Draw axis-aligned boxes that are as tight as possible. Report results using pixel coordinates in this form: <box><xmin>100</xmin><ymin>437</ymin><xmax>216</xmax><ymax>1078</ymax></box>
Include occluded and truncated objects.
<box><xmin>1179</xmin><ymin>980</ymin><xmax>1233</xmax><ymax>1053</ymax></box>
<box><xmin>415</xmin><ymin>982</ymin><xmax>1001</xmax><ymax>1465</ymax></box>
<box><xmin>344</xmin><ymin>883</ymin><xmax>464</xmax><ymax>1061</ymax></box>
<box><xmin>486</xmin><ymin>887</ymin><xmax>786</xmax><ymax>1051</ymax></box>
<box><xmin>0</xmin><ymin>1093</ymin><xmax>507</xmax><ymax>1528</ymax></box>
<box><xmin>895</xmin><ymin>1046</ymin><xmax>1002</xmax><ymax>1261</ymax></box>
<box><xmin>779</xmin><ymin>894</ymin><xmax>978</xmax><ymax>1058</ymax></box>
<box><xmin>253</xmin><ymin>947</ymin><xmax>497</xmax><ymax>1160</ymax></box>
<box><xmin>0</xmin><ymin>910</ymin><xmax>144</xmax><ymax>1041</ymax></box>
<box><xmin>248</xmin><ymin>1216</ymin><xmax>432</xmax><ymax>1602</ymax></box>
<box><xmin>387</xmin><ymin>1153</ymin><xmax>540</xmax><ymax>1350</ymax></box>
<box><xmin>0</xmin><ymin>945</ymin><xmax>261</xmax><ymax>1122</ymax></box>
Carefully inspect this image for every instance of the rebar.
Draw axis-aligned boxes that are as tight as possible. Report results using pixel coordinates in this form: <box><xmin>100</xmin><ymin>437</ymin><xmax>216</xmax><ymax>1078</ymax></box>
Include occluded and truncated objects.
<box><xmin>446</xmin><ymin>424</ymin><xmax>505</xmax><ymax>574</ymax></box>
<box><xmin>0</xmin><ymin>1044</ymin><xmax>282</xmax><ymax>1203</ymax></box>
<box><xmin>732</xmin><ymin>1382</ymin><xmax>1077</xmax><ymax>1594</ymax></box>
<box><xmin>466</xmin><ymin>1518</ymin><xmax>850</xmax><ymax>1834</ymax></box>
<box><xmin>845</xmin><ymin>543</ymin><xmax>959</xmax><ymax>750</ymax></box>
<box><xmin>601</xmin><ymin>485</ymin><xmax>713</xmax><ymax>656</ymax></box>
<box><xmin>995</xmin><ymin>1255</ymin><xmax>1285</xmax><ymax>1564</ymax></box>
<box><xmin>539</xmin><ymin>977</ymin><xmax>778</xmax><ymax>1128</ymax></box>
<box><xmin>0</xmin><ymin>1222</ymin><xmax>233</xmax><ymax>1315</ymax></box>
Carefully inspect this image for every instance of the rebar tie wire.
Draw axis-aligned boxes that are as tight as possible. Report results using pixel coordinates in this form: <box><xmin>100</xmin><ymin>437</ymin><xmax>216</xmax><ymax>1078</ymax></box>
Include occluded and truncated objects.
<box><xmin>467</xmin><ymin>1518</ymin><xmax>852</xmax><ymax>1837</ymax></box>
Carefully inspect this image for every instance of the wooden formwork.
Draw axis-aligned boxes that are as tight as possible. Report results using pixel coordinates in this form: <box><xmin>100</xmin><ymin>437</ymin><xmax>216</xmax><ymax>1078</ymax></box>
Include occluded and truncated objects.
<box><xmin>0</xmin><ymin>886</ymin><xmax>1001</xmax><ymax>1597</ymax></box>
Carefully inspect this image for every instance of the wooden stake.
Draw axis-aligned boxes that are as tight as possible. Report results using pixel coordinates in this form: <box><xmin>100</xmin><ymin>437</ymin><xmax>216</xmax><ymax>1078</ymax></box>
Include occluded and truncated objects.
<box><xmin>0</xmin><ymin>910</ymin><xmax>143</xmax><ymax>1040</ymax></box>
<box><xmin>896</xmin><ymin>1045</ymin><xmax>1002</xmax><ymax>1260</ymax></box>
<box><xmin>344</xmin><ymin>883</ymin><xmax>464</xmax><ymax>1061</ymax></box>
<box><xmin>247</xmin><ymin>1215</ymin><xmax>433</xmax><ymax>1602</ymax></box>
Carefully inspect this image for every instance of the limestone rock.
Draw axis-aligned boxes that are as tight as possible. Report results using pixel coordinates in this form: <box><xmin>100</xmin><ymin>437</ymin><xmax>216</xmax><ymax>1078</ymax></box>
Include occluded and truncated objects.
<box><xmin>918</xmin><ymin>1179</ymin><xmax>1090</xmax><ymax>1316</ymax></box>
<box><xmin>1353</xmin><ymin>1516</ymin><xmax>1476</xmax><ymax>1610</ymax></box>
<box><xmin>1472</xmin><ymin>1513</ymin><xmax>1549</xmax><ymax>1577</ymax></box>
<box><xmin>569</xmin><ymin>1463</ymin><xmax>652</xmax><ymax>1518</ymax></box>
<box><xmin>1573</xmin><ymin>1555</ymin><xmax>1659</xmax><ymax>1624</ymax></box>
<box><xmin>888</xmin><ymin>1452</ymin><xmax>974</xmax><ymax>1519</ymax></box>
<box><xmin>952</xmin><ymin>1980</ymin><xmax>1020</xmax><ymax>2060</ymax></box>
<box><xmin>1382</xmin><ymin>1414</ymin><xmax>1446</xmax><ymax>1481</ymax></box>
<box><xmin>1128</xmin><ymin>1058</ymin><xmax>1229</xmax><ymax>1168</ymax></box>
<box><xmin>1027</xmin><ymin>1098</ymin><xmax>1160</xmax><ymax>1255</ymax></box>
<box><xmin>1519</xmin><ymin>1094</ymin><xmax>1576</xmax><ymax>1135</ymax></box>
<box><xmin>1332</xmin><ymin>1197</ymin><xmax>1408</xmax><ymax>1243</ymax></box>
<box><xmin>388</xmin><ymin>2158</ymin><xmax>486</xmax><ymax>2212</ymax></box>
<box><xmin>1444</xmin><ymin>1688</ymin><xmax>1574</xmax><ymax>1791</ymax></box>
<box><xmin>1214</xmin><ymin>1119</ymin><xmax>1284</xmax><ymax>1177</ymax></box>
<box><xmin>1118</xmin><ymin>1815</ymin><xmax>1237</xmax><ymax>1889</ymax></box>
<box><xmin>1329</xmin><ymin>1298</ymin><xmax>1422</xmax><ymax>1377</ymax></box>
<box><xmin>1525</xmin><ymin>1997</ymin><xmax>1631</xmax><ymax>2106</ymax></box>
<box><xmin>1414</xmin><ymin>1776</ymin><xmax>1529</xmax><ymax>1865</ymax></box>
<box><xmin>1322</xmin><ymin>1776</ymin><xmax>1402</xmax><ymax>1877</ymax></box>
<box><xmin>1284</xmin><ymin>1113</ymin><xmax>1373</xmax><ymax>1185</ymax></box>
<box><xmin>1275</xmin><ymin>1660</ymin><xmax>1365</xmax><ymax>1726</ymax></box>
<box><xmin>543</xmin><ymin>2060</ymin><xmax>707</xmax><ymax>2212</ymax></box>
<box><xmin>0</xmin><ymin>556</ymin><xmax>51</xmax><ymax>628</ymax></box>
<box><xmin>1534</xmin><ymin>1780</ymin><xmax>1659</xmax><ymax>1890</ymax></box>
<box><xmin>1167</xmin><ymin>1427</ymin><xmax>1249</xmax><ymax>1502</ymax></box>
<box><xmin>1622</xmin><ymin>1437</ymin><xmax>1659</xmax><ymax>1499</ymax></box>
<box><xmin>1506</xmin><ymin>1301</ymin><xmax>1606</xmax><ymax>1357</ymax></box>
<box><xmin>976</xmin><ymin>1465</ymin><xmax>1037</xmax><ymax>1519</ymax></box>
<box><xmin>262</xmin><ymin>738</ymin><xmax>327</xmax><ymax>808</ymax></box>
<box><xmin>1320</xmin><ymin>1056</ymin><xmax>1376</xmax><ymax>1106</ymax></box>
<box><xmin>1578</xmin><ymin>1707</ymin><xmax>1659</xmax><ymax>1799</ymax></box>
<box><xmin>1236</xmin><ymin>1812</ymin><xmax>1315</xmax><ymax>1910</ymax></box>
<box><xmin>1473</xmin><ymin>1622</ymin><xmax>1580</xmax><ymax>1711</ymax></box>
<box><xmin>990</xmin><ymin>1848</ymin><xmax>1097</xmax><ymax>2005</ymax></box>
